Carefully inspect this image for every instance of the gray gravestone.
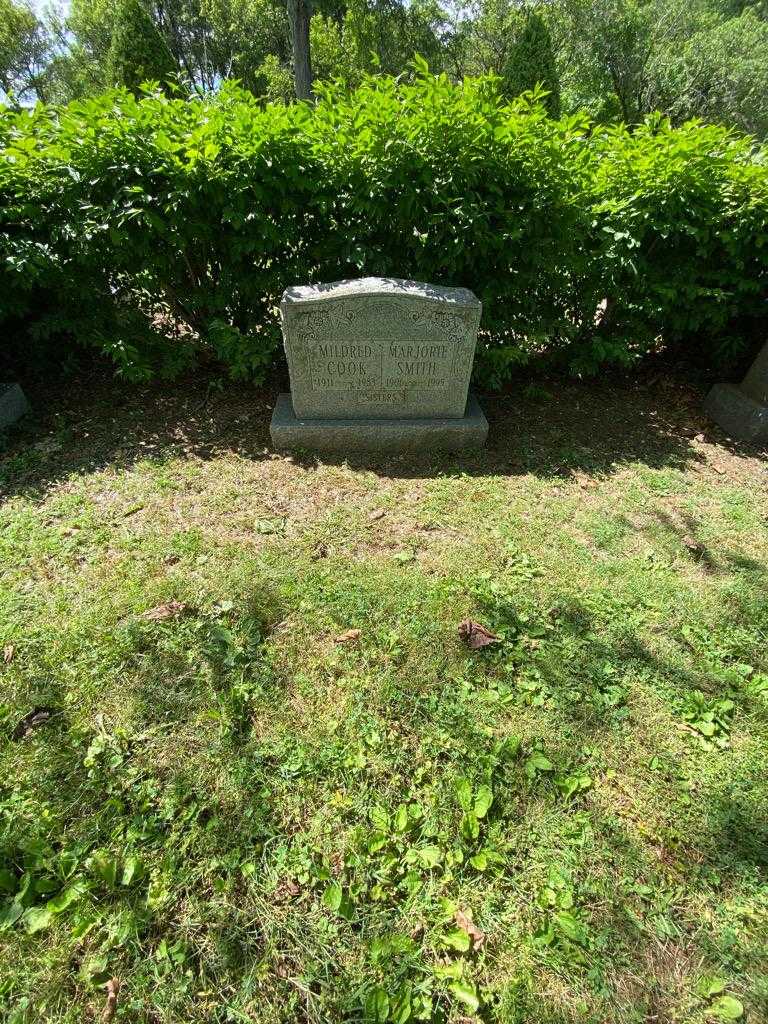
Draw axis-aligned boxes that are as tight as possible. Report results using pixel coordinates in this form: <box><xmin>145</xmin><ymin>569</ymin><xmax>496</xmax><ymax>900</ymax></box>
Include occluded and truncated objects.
<box><xmin>704</xmin><ymin>340</ymin><xmax>768</xmax><ymax>444</ymax></box>
<box><xmin>270</xmin><ymin>277</ymin><xmax>488</xmax><ymax>453</ymax></box>
<box><xmin>0</xmin><ymin>384</ymin><xmax>30</xmax><ymax>430</ymax></box>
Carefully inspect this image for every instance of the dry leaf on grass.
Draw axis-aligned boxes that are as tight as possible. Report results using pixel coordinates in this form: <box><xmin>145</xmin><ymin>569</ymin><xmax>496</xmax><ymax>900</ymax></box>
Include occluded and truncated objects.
<box><xmin>335</xmin><ymin>628</ymin><xmax>361</xmax><ymax>644</ymax></box>
<box><xmin>11</xmin><ymin>706</ymin><xmax>56</xmax><ymax>741</ymax></box>
<box><xmin>455</xmin><ymin>909</ymin><xmax>485</xmax><ymax>950</ymax></box>
<box><xmin>140</xmin><ymin>600</ymin><xmax>189</xmax><ymax>621</ymax></box>
<box><xmin>368</xmin><ymin>509</ymin><xmax>386</xmax><ymax>521</ymax></box>
<box><xmin>2</xmin><ymin>644</ymin><xmax>14</xmax><ymax>664</ymax></box>
<box><xmin>101</xmin><ymin>978</ymin><xmax>121</xmax><ymax>1023</ymax></box>
<box><xmin>275</xmin><ymin>877</ymin><xmax>301</xmax><ymax>902</ymax></box>
<box><xmin>458</xmin><ymin>620</ymin><xmax>499</xmax><ymax>649</ymax></box>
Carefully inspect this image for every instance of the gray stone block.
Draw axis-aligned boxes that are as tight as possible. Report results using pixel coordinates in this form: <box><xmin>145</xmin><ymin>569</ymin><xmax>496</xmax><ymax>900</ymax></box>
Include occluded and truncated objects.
<box><xmin>705</xmin><ymin>337</ymin><xmax>768</xmax><ymax>444</ymax></box>
<box><xmin>740</xmin><ymin>339</ymin><xmax>768</xmax><ymax>406</ymax></box>
<box><xmin>280</xmin><ymin>277</ymin><xmax>481</xmax><ymax>421</ymax></box>
<box><xmin>270</xmin><ymin>392</ymin><xmax>489</xmax><ymax>454</ymax></box>
<box><xmin>704</xmin><ymin>382</ymin><xmax>768</xmax><ymax>444</ymax></box>
<box><xmin>0</xmin><ymin>383</ymin><xmax>30</xmax><ymax>429</ymax></box>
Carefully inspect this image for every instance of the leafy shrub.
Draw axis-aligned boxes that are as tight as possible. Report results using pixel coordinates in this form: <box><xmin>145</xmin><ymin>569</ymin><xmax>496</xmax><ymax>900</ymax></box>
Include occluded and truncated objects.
<box><xmin>587</xmin><ymin>116</ymin><xmax>768</xmax><ymax>372</ymax></box>
<box><xmin>0</xmin><ymin>69</ymin><xmax>766</xmax><ymax>384</ymax></box>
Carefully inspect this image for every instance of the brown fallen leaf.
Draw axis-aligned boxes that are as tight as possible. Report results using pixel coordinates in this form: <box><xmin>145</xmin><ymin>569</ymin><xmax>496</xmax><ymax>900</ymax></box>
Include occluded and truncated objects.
<box><xmin>12</xmin><ymin>706</ymin><xmax>57</xmax><ymax>741</ymax></box>
<box><xmin>102</xmin><ymin>978</ymin><xmax>121</xmax><ymax>1024</ymax></box>
<box><xmin>275</xmin><ymin>877</ymin><xmax>301</xmax><ymax>902</ymax></box>
<box><xmin>368</xmin><ymin>509</ymin><xmax>386</xmax><ymax>521</ymax></box>
<box><xmin>335</xmin><ymin>628</ymin><xmax>361</xmax><ymax>644</ymax></box>
<box><xmin>458</xmin><ymin>620</ymin><xmax>499</xmax><ymax>649</ymax></box>
<box><xmin>140</xmin><ymin>600</ymin><xmax>188</xmax><ymax>621</ymax></box>
<box><xmin>455</xmin><ymin>909</ymin><xmax>485</xmax><ymax>951</ymax></box>
<box><xmin>2</xmin><ymin>644</ymin><xmax>14</xmax><ymax>664</ymax></box>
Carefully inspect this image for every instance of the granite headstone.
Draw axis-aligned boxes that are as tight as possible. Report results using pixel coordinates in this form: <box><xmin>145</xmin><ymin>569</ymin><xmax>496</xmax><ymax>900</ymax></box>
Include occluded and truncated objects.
<box><xmin>270</xmin><ymin>277</ymin><xmax>488</xmax><ymax>452</ymax></box>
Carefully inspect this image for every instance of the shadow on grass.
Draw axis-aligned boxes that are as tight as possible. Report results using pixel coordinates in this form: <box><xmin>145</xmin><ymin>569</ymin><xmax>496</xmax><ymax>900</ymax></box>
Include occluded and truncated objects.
<box><xmin>649</xmin><ymin>508</ymin><xmax>767</xmax><ymax>577</ymax></box>
<box><xmin>121</xmin><ymin>583</ymin><xmax>285</xmax><ymax>744</ymax></box>
<box><xmin>2</xmin><ymin>366</ymin><xmax>766</xmax><ymax>502</ymax></box>
<box><xmin>436</xmin><ymin>563</ymin><xmax>768</xmax><ymax>878</ymax></box>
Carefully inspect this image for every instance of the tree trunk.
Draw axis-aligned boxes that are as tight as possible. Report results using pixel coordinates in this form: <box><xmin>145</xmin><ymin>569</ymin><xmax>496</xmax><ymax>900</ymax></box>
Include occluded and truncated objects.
<box><xmin>286</xmin><ymin>0</ymin><xmax>313</xmax><ymax>100</ymax></box>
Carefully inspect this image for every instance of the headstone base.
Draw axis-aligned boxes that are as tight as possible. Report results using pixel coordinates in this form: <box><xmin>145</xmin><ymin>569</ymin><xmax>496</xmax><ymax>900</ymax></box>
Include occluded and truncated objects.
<box><xmin>0</xmin><ymin>384</ymin><xmax>30</xmax><ymax>430</ymax></box>
<box><xmin>270</xmin><ymin>392</ymin><xmax>488</xmax><ymax>454</ymax></box>
<box><xmin>704</xmin><ymin>383</ymin><xmax>768</xmax><ymax>444</ymax></box>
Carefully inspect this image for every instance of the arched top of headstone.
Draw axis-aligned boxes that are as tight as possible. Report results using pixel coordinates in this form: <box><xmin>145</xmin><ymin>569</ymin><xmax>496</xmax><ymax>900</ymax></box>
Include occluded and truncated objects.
<box><xmin>281</xmin><ymin>277</ymin><xmax>480</xmax><ymax>311</ymax></box>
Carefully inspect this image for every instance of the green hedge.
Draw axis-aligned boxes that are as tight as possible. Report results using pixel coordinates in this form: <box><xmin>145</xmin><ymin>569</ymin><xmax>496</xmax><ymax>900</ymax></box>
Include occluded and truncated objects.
<box><xmin>1</xmin><ymin>72</ymin><xmax>767</xmax><ymax>384</ymax></box>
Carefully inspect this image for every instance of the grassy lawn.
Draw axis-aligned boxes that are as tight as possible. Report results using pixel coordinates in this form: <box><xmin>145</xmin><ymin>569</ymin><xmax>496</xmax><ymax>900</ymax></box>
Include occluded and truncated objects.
<box><xmin>1</xmin><ymin>373</ymin><xmax>767</xmax><ymax>1023</ymax></box>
